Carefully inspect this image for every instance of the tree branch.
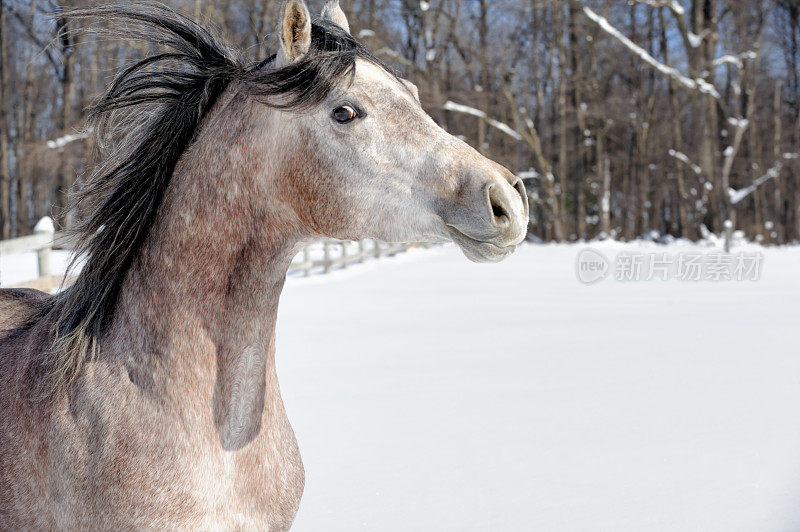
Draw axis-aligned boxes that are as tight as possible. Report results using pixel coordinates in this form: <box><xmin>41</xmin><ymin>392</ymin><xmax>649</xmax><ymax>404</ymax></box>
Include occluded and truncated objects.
<box><xmin>582</xmin><ymin>5</ymin><xmax>720</xmax><ymax>99</ymax></box>
<box><xmin>442</xmin><ymin>100</ymin><xmax>523</xmax><ymax>141</ymax></box>
<box><xmin>5</xmin><ymin>3</ymin><xmax>63</xmax><ymax>78</ymax></box>
<box><xmin>729</xmin><ymin>153</ymin><xmax>799</xmax><ymax>205</ymax></box>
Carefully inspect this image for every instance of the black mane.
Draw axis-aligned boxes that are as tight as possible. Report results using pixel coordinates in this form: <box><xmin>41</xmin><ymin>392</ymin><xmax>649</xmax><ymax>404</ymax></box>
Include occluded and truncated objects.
<box><xmin>42</xmin><ymin>2</ymin><xmax>384</xmax><ymax>389</ymax></box>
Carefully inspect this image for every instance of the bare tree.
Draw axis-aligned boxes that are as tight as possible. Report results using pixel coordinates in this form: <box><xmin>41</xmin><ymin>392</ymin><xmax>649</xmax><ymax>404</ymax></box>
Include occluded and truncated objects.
<box><xmin>0</xmin><ymin>0</ymin><xmax>796</xmax><ymax>245</ymax></box>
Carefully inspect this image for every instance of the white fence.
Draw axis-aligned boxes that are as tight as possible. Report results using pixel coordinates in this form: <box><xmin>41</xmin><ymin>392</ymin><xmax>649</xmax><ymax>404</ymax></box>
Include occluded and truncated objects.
<box><xmin>0</xmin><ymin>218</ymin><xmax>428</xmax><ymax>290</ymax></box>
<box><xmin>288</xmin><ymin>239</ymin><xmax>426</xmax><ymax>277</ymax></box>
<box><xmin>0</xmin><ymin>218</ymin><xmax>59</xmax><ymax>291</ymax></box>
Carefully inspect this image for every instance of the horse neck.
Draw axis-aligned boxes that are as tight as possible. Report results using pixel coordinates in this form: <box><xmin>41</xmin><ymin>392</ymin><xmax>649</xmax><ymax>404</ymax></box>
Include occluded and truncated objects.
<box><xmin>106</xmin><ymin>99</ymin><xmax>304</xmax><ymax>446</ymax></box>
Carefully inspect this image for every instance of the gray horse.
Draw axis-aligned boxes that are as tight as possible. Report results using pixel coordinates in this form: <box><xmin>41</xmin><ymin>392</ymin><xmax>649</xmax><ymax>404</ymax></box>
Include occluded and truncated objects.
<box><xmin>0</xmin><ymin>1</ymin><xmax>528</xmax><ymax>528</ymax></box>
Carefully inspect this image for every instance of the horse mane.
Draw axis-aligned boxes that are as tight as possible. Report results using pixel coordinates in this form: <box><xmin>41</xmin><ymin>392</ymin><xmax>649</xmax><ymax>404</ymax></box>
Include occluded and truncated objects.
<box><xmin>36</xmin><ymin>2</ymin><xmax>385</xmax><ymax>392</ymax></box>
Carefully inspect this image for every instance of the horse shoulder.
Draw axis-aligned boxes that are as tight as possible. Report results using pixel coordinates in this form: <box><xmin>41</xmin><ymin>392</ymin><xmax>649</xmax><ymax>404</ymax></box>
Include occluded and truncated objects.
<box><xmin>0</xmin><ymin>288</ymin><xmax>51</xmax><ymax>332</ymax></box>
<box><xmin>0</xmin><ymin>289</ymin><xmax>58</xmax><ymax>529</ymax></box>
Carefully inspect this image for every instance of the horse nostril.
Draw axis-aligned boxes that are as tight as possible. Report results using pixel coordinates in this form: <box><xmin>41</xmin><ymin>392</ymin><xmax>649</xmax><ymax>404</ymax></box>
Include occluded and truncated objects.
<box><xmin>487</xmin><ymin>184</ymin><xmax>511</xmax><ymax>227</ymax></box>
<box><xmin>492</xmin><ymin>202</ymin><xmax>508</xmax><ymax>219</ymax></box>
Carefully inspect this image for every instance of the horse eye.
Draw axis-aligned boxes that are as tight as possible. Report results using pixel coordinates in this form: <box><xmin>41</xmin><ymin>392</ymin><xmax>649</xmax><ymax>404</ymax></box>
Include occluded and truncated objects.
<box><xmin>332</xmin><ymin>105</ymin><xmax>359</xmax><ymax>123</ymax></box>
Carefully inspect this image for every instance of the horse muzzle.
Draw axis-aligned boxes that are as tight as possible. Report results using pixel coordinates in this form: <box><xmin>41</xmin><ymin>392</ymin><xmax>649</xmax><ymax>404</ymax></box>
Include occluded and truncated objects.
<box><xmin>444</xmin><ymin>173</ymin><xmax>529</xmax><ymax>263</ymax></box>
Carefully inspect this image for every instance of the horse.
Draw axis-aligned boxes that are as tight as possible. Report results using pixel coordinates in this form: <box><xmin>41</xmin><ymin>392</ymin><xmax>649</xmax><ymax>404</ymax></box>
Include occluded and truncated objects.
<box><xmin>0</xmin><ymin>1</ymin><xmax>528</xmax><ymax>528</ymax></box>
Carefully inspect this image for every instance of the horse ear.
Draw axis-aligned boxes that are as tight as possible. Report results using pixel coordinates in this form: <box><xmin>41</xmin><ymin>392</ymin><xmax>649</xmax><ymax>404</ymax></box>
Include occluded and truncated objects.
<box><xmin>401</xmin><ymin>79</ymin><xmax>420</xmax><ymax>103</ymax></box>
<box><xmin>320</xmin><ymin>0</ymin><xmax>351</xmax><ymax>34</ymax></box>
<box><xmin>277</xmin><ymin>0</ymin><xmax>311</xmax><ymax>65</ymax></box>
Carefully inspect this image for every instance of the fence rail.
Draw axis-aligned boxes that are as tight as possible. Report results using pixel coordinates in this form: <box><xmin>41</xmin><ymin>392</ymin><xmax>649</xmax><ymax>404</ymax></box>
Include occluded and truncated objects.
<box><xmin>288</xmin><ymin>240</ymin><xmax>423</xmax><ymax>277</ymax></box>
<box><xmin>0</xmin><ymin>218</ymin><xmax>428</xmax><ymax>290</ymax></box>
<box><xmin>0</xmin><ymin>218</ymin><xmax>59</xmax><ymax>291</ymax></box>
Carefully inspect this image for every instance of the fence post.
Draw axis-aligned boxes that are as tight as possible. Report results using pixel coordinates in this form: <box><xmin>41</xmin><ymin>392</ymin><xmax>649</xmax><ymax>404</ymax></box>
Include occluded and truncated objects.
<box><xmin>323</xmin><ymin>241</ymin><xmax>332</xmax><ymax>273</ymax></box>
<box><xmin>340</xmin><ymin>242</ymin><xmax>348</xmax><ymax>269</ymax></box>
<box><xmin>303</xmin><ymin>246</ymin><xmax>311</xmax><ymax>277</ymax></box>
<box><xmin>358</xmin><ymin>240</ymin><xmax>366</xmax><ymax>263</ymax></box>
<box><xmin>723</xmin><ymin>218</ymin><xmax>734</xmax><ymax>253</ymax></box>
<box><xmin>373</xmin><ymin>239</ymin><xmax>381</xmax><ymax>259</ymax></box>
<box><xmin>34</xmin><ymin>217</ymin><xmax>54</xmax><ymax>286</ymax></box>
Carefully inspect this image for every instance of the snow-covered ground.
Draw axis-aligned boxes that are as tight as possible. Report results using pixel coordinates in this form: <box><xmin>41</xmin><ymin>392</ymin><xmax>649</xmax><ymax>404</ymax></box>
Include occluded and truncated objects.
<box><xmin>2</xmin><ymin>239</ymin><xmax>799</xmax><ymax>530</ymax></box>
<box><xmin>277</xmin><ymin>241</ymin><xmax>800</xmax><ymax>531</ymax></box>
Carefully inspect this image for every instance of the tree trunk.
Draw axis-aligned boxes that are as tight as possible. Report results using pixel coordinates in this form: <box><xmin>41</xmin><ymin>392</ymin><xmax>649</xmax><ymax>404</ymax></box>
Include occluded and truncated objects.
<box><xmin>601</xmin><ymin>153</ymin><xmax>611</xmax><ymax>238</ymax></box>
<box><xmin>17</xmin><ymin>0</ymin><xmax>37</xmax><ymax>234</ymax></box>
<box><xmin>570</xmin><ymin>25</ymin><xmax>588</xmax><ymax>240</ymax></box>
<box><xmin>54</xmin><ymin>10</ymin><xmax>77</xmax><ymax>227</ymax></box>
<box><xmin>0</xmin><ymin>0</ymin><xmax>11</xmax><ymax>239</ymax></box>
<box><xmin>556</xmin><ymin>4</ymin><xmax>569</xmax><ymax>238</ymax></box>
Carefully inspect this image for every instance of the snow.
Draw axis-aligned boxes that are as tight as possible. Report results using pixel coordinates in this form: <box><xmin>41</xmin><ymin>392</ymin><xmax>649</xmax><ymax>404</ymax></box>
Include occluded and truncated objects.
<box><xmin>728</xmin><ymin>166</ymin><xmax>779</xmax><ymax>205</ymax></box>
<box><xmin>443</xmin><ymin>101</ymin><xmax>523</xmax><ymax>141</ymax></box>
<box><xmin>727</xmin><ymin>117</ymin><xmax>750</xmax><ymax>129</ymax></box>
<box><xmin>33</xmin><ymin>216</ymin><xmax>55</xmax><ymax>234</ymax></box>
<box><xmin>275</xmin><ymin>241</ymin><xmax>800</xmax><ymax>530</ymax></box>
<box><xmin>485</xmin><ymin>118</ymin><xmax>522</xmax><ymax>141</ymax></box>
<box><xmin>668</xmin><ymin>1</ymin><xmax>685</xmax><ymax>15</ymax></box>
<box><xmin>583</xmin><ymin>7</ymin><xmax>721</xmax><ymax>99</ymax></box>
<box><xmin>728</xmin><ymin>154</ymin><xmax>798</xmax><ymax>205</ymax></box>
<box><xmin>3</xmin><ymin>240</ymin><xmax>800</xmax><ymax>530</ymax></box>
<box><xmin>686</xmin><ymin>32</ymin><xmax>702</xmax><ymax>48</ymax></box>
<box><xmin>443</xmin><ymin>100</ymin><xmax>484</xmax><ymax>118</ymax></box>
<box><xmin>637</xmin><ymin>0</ymin><xmax>685</xmax><ymax>15</ymax></box>
<box><xmin>728</xmin><ymin>188</ymin><xmax>747</xmax><ymax>205</ymax></box>
<box><xmin>668</xmin><ymin>149</ymin><xmax>703</xmax><ymax>175</ymax></box>
<box><xmin>714</xmin><ymin>54</ymin><xmax>743</xmax><ymax>69</ymax></box>
<box><xmin>695</xmin><ymin>78</ymin><xmax>719</xmax><ymax>96</ymax></box>
<box><xmin>46</xmin><ymin>131</ymin><xmax>89</xmax><ymax>149</ymax></box>
<box><xmin>276</xmin><ymin>241</ymin><xmax>800</xmax><ymax>530</ymax></box>
<box><xmin>516</xmin><ymin>169</ymin><xmax>539</xmax><ymax>179</ymax></box>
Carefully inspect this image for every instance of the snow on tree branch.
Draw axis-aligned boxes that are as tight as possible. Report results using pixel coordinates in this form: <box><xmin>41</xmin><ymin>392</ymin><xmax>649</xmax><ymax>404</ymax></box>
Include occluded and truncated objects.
<box><xmin>443</xmin><ymin>101</ymin><xmax>523</xmax><ymax>141</ymax></box>
<box><xmin>517</xmin><ymin>170</ymin><xmax>539</xmax><ymax>179</ymax></box>
<box><xmin>728</xmin><ymin>153</ymin><xmax>799</xmax><ymax>205</ymax></box>
<box><xmin>443</xmin><ymin>101</ymin><xmax>484</xmax><ymax>118</ymax></box>
<box><xmin>686</xmin><ymin>32</ymin><xmax>703</xmax><ymax>48</ymax></box>
<box><xmin>46</xmin><ymin>131</ymin><xmax>90</xmax><ymax>149</ymax></box>
<box><xmin>714</xmin><ymin>55</ymin><xmax>743</xmax><ymax>69</ymax></box>
<box><xmin>713</xmin><ymin>51</ymin><xmax>758</xmax><ymax>69</ymax></box>
<box><xmin>726</xmin><ymin>117</ymin><xmax>749</xmax><ymax>129</ymax></box>
<box><xmin>635</xmin><ymin>0</ymin><xmax>684</xmax><ymax>15</ymax></box>
<box><xmin>582</xmin><ymin>6</ymin><xmax>721</xmax><ymax>99</ymax></box>
<box><xmin>668</xmin><ymin>149</ymin><xmax>703</xmax><ymax>175</ymax></box>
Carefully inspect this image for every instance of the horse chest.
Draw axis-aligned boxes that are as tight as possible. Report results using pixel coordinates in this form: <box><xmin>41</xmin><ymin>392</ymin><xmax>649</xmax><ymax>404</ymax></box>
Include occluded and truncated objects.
<box><xmin>187</xmin><ymin>435</ymin><xmax>305</xmax><ymax>530</ymax></box>
<box><xmin>49</xmin><ymin>389</ymin><xmax>304</xmax><ymax>530</ymax></box>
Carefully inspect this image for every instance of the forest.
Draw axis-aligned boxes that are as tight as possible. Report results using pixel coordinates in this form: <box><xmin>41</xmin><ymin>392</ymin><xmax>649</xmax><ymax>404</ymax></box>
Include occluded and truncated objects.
<box><xmin>0</xmin><ymin>0</ymin><xmax>798</xmax><ymax>243</ymax></box>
